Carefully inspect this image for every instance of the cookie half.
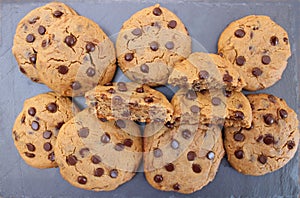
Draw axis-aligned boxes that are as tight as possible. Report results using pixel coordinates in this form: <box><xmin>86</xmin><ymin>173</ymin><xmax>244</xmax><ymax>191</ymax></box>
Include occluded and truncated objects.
<box><xmin>224</xmin><ymin>94</ymin><xmax>299</xmax><ymax>175</ymax></box>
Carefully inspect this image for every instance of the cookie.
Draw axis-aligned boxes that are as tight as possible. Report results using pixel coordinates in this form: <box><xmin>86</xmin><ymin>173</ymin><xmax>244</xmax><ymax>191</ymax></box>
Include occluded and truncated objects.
<box><xmin>37</xmin><ymin>15</ymin><xmax>116</xmax><ymax>96</ymax></box>
<box><xmin>171</xmin><ymin>88</ymin><xmax>252</xmax><ymax>128</ymax></box>
<box><xmin>12</xmin><ymin>92</ymin><xmax>78</xmax><ymax>169</ymax></box>
<box><xmin>144</xmin><ymin>122</ymin><xmax>224</xmax><ymax>194</ymax></box>
<box><xmin>218</xmin><ymin>15</ymin><xmax>291</xmax><ymax>91</ymax></box>
<box><xmin>116</xmin><ymin>4</ymin><xmax>191</xmax><ymax>86</ymax></box>
<box><xmin>168</xmin><ymin>52</ymin><xmax>246</xmax><ymax>92</ymax></box>
<box><xmin>224</xmin><ymin>94</ymin><xmax>299</xmax><ymax>176</ymax></box>
<box><xmin>12</xmin><ymin>2</ymin><xmax>77</xmax><ymax>83</ymax></box>
<box><xmin>85</xmin><ymin>82</ymin><xmax>174</xmax><ymax>123</ymax></box>
<box><xmin>54</xmin><ymin>108</ymin><xmax>142</xmax><ymax>191</ymax></box>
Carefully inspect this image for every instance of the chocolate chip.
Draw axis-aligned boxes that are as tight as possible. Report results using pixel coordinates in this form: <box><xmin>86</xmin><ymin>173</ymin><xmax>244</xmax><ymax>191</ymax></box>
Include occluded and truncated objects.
<box><xmin>198</xmin><ymin>70</ymin><xmax>209</xmax><ymax>79</ymax></box>
<box><xmin>110</xmin><ymin>169</ymin><xmax>118</xmax><ymax>178</ymax></box>
<box><xmin>236</xmin><ymin>56</ymin><xmax>246</xmax><ymax>66</ymax></box>
<box><xmin>261</xmin><ymin>55</ymin><xmax>271</xmax><ymax>65</ymax></box>
<box><xmin>252</xmin><ymin>67</ymin><xmax>263</xmax><ymax>77</ymax></box>
<box><xmin>234</xmin><ymin>111</ymin><xmax>244</xmax><ymax>120</ymax></box>
<box><xmin>256</xmin><ymin>135</ymin><xmax>263</xmax><ymax>142</ymax></box>
<box><xmin>258</xmin><ymin>155</ymin><xmax>267</xmax><ymax>164</ymax></box>
<box><xmin>171</xmin><ymin>139</ymin><xmax>179</xmax><ymax>149</ymax></box>
<box><xmin>86</xmin><ymin>42</ymin><xmax>95</xmax><ymax>53</ymax></box>
<box><xmin>185</xmin><ymin>90</ymin><xmax>197</xmax><ymax>100</ymax></box>
<box><xmin>234</xmin><ymin>150</ymin><xmax>244</xmax><ymax>159</ymax></box>
<box><xmin>25</xmin><ymin>152</ymin><xmax>35</xmax><ymax>158</ymax></box>
<box><xmin>144</xmin><ymin>97</ymin><xmax>154</xmax><ymax>103</ymax></box>
<box><xmin>41</xmin><ymin>39</ymin><xmax>48</xmax><ymax>48</ymax></box>
<box><xmin>101</xmin><ymin>133</ymin><xmax>110</xmax><ymax>143</ymax></box>
<box><xmin>46</xmin><ymin>103</ymin><xmax>57</xmax><ymax>113</ymax></box>
<box><xmin>31</xmin><ymin>121</ymin><xmax>39</xmax><ymax>131</ymax></box>
<box><xmin>263</xmin><ymin>114</ymin><xmax>274</xmax><ymax>125</ymax></box>
<box><xmin>140</xmin><ymin>64</ymin><xmax>149</xmax><ymax>73</ymax></box>
<box><xmin>65</xmin><ymin>35</ymin><xmax>77</xmax><ymax>47</ymax></box>
<box><xmin>207</xmin><ymin>151</ymin><xmax>215</xmax><ymax>160</ymax></box>
<box><xmin>115</xmin><ymin>120</ymin><xmax>126</xmax><ymax>129</ymax></box>
<box><xmin>165</xmin><ymin>163</ymin><xmax>175</xmax><ymax>172</ymax></box>
<box><xmin>53</xmin><ymin>10</ymin><xmax>63</xmax><ymax>18</ymax></box>
<box><xmin>91</xmin><ymin>155</ymin><xmax>102</xmax><ymax>164</ymax></box>
<box><xmin>190</xmin><ymin>105</ymin><xmax>200</xmax><ymax>113</ymax></box>
<box><xmin>223</xmin><ymin>90</ymin><xmax>232</xmax><ymax>97</ymax></box>
<box><xmin>287</xmin><ymin>140</ymin><xmax>295</xmax><ymax>149</ymax></box>
<box><xmin>211</xmin><ymin>97</ymin><xmax>221</xmax><ymax>106</ymax></box>
<box><xmin>246</xmin><ymin>122</ymin><xmax>254</xmax><ymax>130</ymax></box>
<box><xmin>112</xmin><ymin>96</ymin><xmax>123</xmax><ymax>105</ymax></box>
<box><xmin>165</xmin><ymin>121</ymin><xmax>174</xmax><ymax>129</ymax></box>
<box><xmin>268</xmin><ymin>95</ymin><xmax>276</xmax><ymax>103</ymax></box>
<box><xmin>26</xmin><ymin>34</ymin><xmax>35</xmax><ymax>43</ymax></box>
<box><xmin>56</xmin><ymin>122</ymin><xmax>64</xmax><ymax>130</ymax></box>
<box><xmin>77</xmin><ymin>176</ymin><xmax>87</xmax><ymax>184</ymax></box>
<box><xmin>136</xmin><ymin>87</ymin><xmax>144</xmax><ymax>93</ymax></box>
<box><xmin>107</xmin><ymin>88</ymin><xmax>115</xmax><ymax>94</ymax></box>
<box><xmin>223</xmin><ymin>73</ymin><xmax>233</xmax><ymax>83</ymax></box>
<box><xmin>86</xmin><ymin>67</ymin><xmax>95</xmax><ymax>77</ymax></box>
<box><xmin>58</xmin><ymin>65</ymin><xmax>69</xmax><ymax>74</ymax></box>
<box><xmin>283</xmin><ymin>37</ymin><xmax>289</xmax><ymax>44</ymax></box>
<box><xmin>165</xmin><ymin>41</ymin><xmax>174</xmax><ymax>50</ymax></box>
<box><xmin>79</xmin><ymin>148</ymin><xmax>90</xmax><ymax>158</ymax></box>
<box><xmin>43</xmin><ymin>131</ymin><xmax>52</xmax><ymax>139</ymax></box>
<box><xmin>263</xmin><ymin>134</ymin><xmax>274</xmax><ymax>145</ymax></box>
<box><xmin>71</xmin><ymin>81</ymin><xmax>81</xmax><ymax>90</ymax></box>
<box><xmin>117</xmin><ymin>82</ymin><xmax>127</xmax><ymax>92</ymax></box>
<box><xmin>43</xmin><ymin>142</ymin><xmax>52</xmax><ymax>151</ymax></box>
<box><xmin>187</xmin><ymin>151</ymin><xmax>196</xmax><ymax>161</ymax></box>
<box><xmin>173</xmin><ymin>183</ymin><xmax>180</xmax><ymax>191</ymax></box>
<box><xmin>20</xmin><ymin>67</ymin><xmax>26</xmax><ymax>74</ymax></box>
<box><xmin>234</xmin><ymin>132</ymin><xmax>245</xmax><ymax>142</ymax></box>
<box><xmin>192</xmin><ymin>164</ymin><xmax>201</xmax><ymax>173</ymax></box>
<box><xmin>29</xmin><ymin>54</ymin><xmax>37</xmax><ymax>64</ymax></box>
<box><xmin>124</xmin><ymin>139</ymin><xmax>133</xmax><ymax>147</ymax></box>
<box><xmin>270</xmin><ymin>36</ymin><xmax>279</xmax><ymax>46</ymax></box>
<box><xmin>234</xmin><ymin>29</ymin><xmax>245</xmax><ymax>38</ymax></box>
<box><xmin>26</xmin><ymin>143</ymin><xmax>35</xmax><ymax>152</ymax></box>
<box><xmin>153</xmin><ymin>7</ymin><xmax>162</xmax><ymax>16</ymax></box>
<box><xmin>154</xmin><ymin>175</ymin><xmax>163</xmax><ymax>183</ymax></box>
<box><xmin>168</xmin><ymin>20</ymin><xmax>177</xmax><ymax>29</ymax></box>
<box><xmin>104</xmin><ymin>82</ymin><xmax>113</xmax><ymax>86</ymax></box>
<box><xmin>115</xmin><ymin>143</ymin><xmax>125</xmax><ymax>151</ymax></box>
<box><xmin>28</xmin><ymin>107</ymin><xmax>36</xmax><ymax>116</ymax></box>
<box><xmin>94</xmin><ymin>168</ymin><xmax>104</xmax><ymax>177</ymax></box>
<box><xmin>182</xmin><ymin>129</ymin><xmax>191</xmax><ymax>139</ymax></box>
<box><xmin>28</xmin><ymin>16</ymin><xmax>40</xmax><ymax>24</ymax></box>
<box><xmin>131</xmin><ymin>28</ymin><xmax>142</xmax><ymax>36</ymax></box>
<box><xmin>48</xmin><ymin>152</ymin><xmax>55</xmax><ymax>161</ymax></box>
<box><xmin>125</xmin><ymin>53</ymin><xmax>134</xmax><ymax>61</ymax></box>
<box><xmin>150</xmin><ymin>41</ymin><xmax>159</xmax><ymax>51</ymax></box>
<box><xmin>38</xmin><ymin>25</ymin><xmax>46</xmax><ymax>35</ymax></box>
<box><xmin>78</xmin><ymin>127</ymin><xmax>89</xmax><ymax>138</ymax></box>
<box><xmin>279</xmin><ymin>109</ymin><xmax>288</xmax><ymax>119</ymax></box>
<box><xmin>153</xmin><ymin>148</ymin><xmax>163</xmax><ymax>158</ymax></box>
<box><xmin>21</xmin><ymin>115</ymin><xmax>26</xmax><ymax>123</ymax></box>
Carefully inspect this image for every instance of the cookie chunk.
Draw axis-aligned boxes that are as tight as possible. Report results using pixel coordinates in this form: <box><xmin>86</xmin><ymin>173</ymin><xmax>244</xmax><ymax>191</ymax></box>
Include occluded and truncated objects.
<box><xmin>218</xmin><ymin>15</ymin><xmax>291</xmax><ymax>91</ymax></box>
<box><xmin>12</xmin><ymin>2</ymin><xmax>77</xmax><ymax>83</ymax></box>
<box><xmin>224</xmin><ymin>94</ymin><xmax>299</xmax><ymax>176</ymax></box>
<box><xmin>37</xmin><ymin>15</ymin><xmax>116</xmax><ymax>96</ymax></box>
<box><xmin>144</xmin><ymin>122</ymin><xmax>224</xmax><ymax>194</ymax></box>
<box><xmin>116</xmin><ymin>4</ymin><xmax>191</xmax><ymax>86</ymax></box>
<box><xmin>168</xmin><ymin>52</ymin><xmax>246</xmax><ymax>92</ymax></box>
<box><xmin>12</xmin><ymin>92</ymin><xmax>77</xmax><ymax>169</ymax></box>
<box><xmin>171</xmin><ymin>88</ymin><xmax>252</xmax><ymax>128</ymax></box>
<box><xmin>54</xmin><ymin>109</ymin><xmax>142</xmax><ymax>191</ymax></box>
<box><xmin>85</xmin><ymin>82</ymin><xmax>174</xmax><ymax>123</ymax></box>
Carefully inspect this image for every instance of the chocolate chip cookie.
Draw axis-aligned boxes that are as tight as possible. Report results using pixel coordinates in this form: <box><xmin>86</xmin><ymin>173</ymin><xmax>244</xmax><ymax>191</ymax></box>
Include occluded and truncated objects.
<box><xmin>37</xmin><ymin>15</ymin><xmax>116</xmax><ymax>96</ymax></box>
<box><xmin>171</xmin><ymin>88</ymin><xmax>252</xmax><ymax>128</ymax></box>
<box><xmin>85</xmin><ymin>82</ymin><xmax>174</xmax><ymax>123</ymax></box>
<box><xmin>54</xmin><ymin>108</ymin><xmax>142</xmax><ymax>191</ymax></box>
<box><xmin>116</xmin><ymin>4</ymin><xmax>191</xmax><ymax>86</ymax></box>
<box><xmin>12</xmin><ymin>2</ymin><xmax>77</xmax><ymax>83</ymax></box>
<box><xmin>218</xmin><ymin>15</ymin><xmax>291</xmax><ymax>91</ymax></box>
<box><xmin>144</xmin><ymin>122</ymin><xmax>224</xmax><ymax>194</ymax></box>
<box><xmin>168</xmin><ymin>52</ymin><xmax>246</xmax><ymax>92</ymax></box>
<box><xmin>12</xmin><ymin>92</ymin><xmax>78</xmax><ymax>169</ymax></box>
<box><xmin>224</xmin><ymin>94</ymin><xmax>299</xmax><ymax>176</ymax></box>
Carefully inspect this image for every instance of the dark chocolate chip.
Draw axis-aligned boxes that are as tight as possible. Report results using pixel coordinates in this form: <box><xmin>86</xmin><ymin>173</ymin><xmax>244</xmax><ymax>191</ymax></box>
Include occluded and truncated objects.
<box><xmin>26</xmin><ymin>34</ymin><xmax>35</xmax><ymax>43</ymax></box>
<box><xmin>270</xmin><ymin>36</ymin><xmax>279</xmax><ymax>46</ymax></box>
<box><xmin>192</xmin><ymin>164</ymin><xmax>201</xmax><ymax>173</ymax></box>
<box><xmin>91</xmin><ymin>155</ymin><xmax>101</xmax><ymax>164</ymax></box>
<box><xmin>263</xmin><ymin>114</ymin><xmax>274</xmax><ymax>125</ymax></box>
<box><xmin>104</xmin><ymin>82</ymin><xmax>113</xmax><ymax>86</ymax></box>
<box><xmin>125</xmin><ymin>53</ymin><xmax>134</xmax><ymax>61</ymax></box>
<box><xmin>79</xmin><ymin>148</ymin><xmax>90</xmax><ymax>158</ymax></box>
<box><xmin>246</xmin><ymin>122</ymin><xmax>254</xmax><ymax>130</ymax></box>
<box><xmin>185</xmin><ymin>90</ymin><xmax>197</xmax><ymax>100</ymax></box>
<box><xmin>21</xmin><ymin>115</ymin><xmax>26</xmax><ymax>123</ymax></box>
<box><xmin>256</xmin><ymin>135</ymin><xmax>263</xmax><ymax>142</ymax></box>
<box><xmin>43</xmin><ymin>142</ymin><xmax>52</xmax><ymax>151</ymax></box>
<box><xmin>234</xmin><ymin>111</ymin><xmax>244</xmax><ymax>120</ymax></box>
<box><xmin>258</xmin><ymin>155</ymin><xmax>267</xmax><ymax>164</ymax></box>
<box><xmin>28</xmin><ymin>16</ymin><xmax>40</xmax><ymax>24</ymax></box>
<box><xmin>48</xmin><ymin>152</ymin><xmax>55</xmax><ymax>161</ymax></box>
<box><xmin>78</xmin><ymin>127</ymin><xmax>89</xmax><ymax>138</ymax></box>
<box><xmin>28</xmin><ymin>107</ymin><xmax>36</xmax><ymax>116</ymax></box>
<box><xmin>114</xmin><ymin>143</ymin><xmax>125</xmax><ymax>151</ymax></box>
<box><xmin>150</xmin><ymin>41</ymin><xmax>159</xmax><ymax>51</ymax></box>
<box><xmin>223</xmin><ymin>73</ymin><xmax>233</xmax><ymax>83</ymax></box>
<box><xmin>20</xmin><ymin>67</ymin><xmax>26</xmax><ymax>74</ymax></box>
<box><xmin>261</xmin><ymin>55</ymin><xmax>271</xmax><ymax>65</ymax></box>
<box><xmin>165</xmin><ymin>163</ymin><xmax>175</xmax><ymax>172</ymax></box>
<box><xmin>29</xmin><ymin>54</ymin><xmax>37</xmax><ymax>64</ymax></box>
<box><xmin>26</xmin><ymin>143</ymin><xmax>35</xmax><ymax>152</ymax></box>
<box><xmin>199</xmin><ymin>70</ymin><xmax>209</xmax><ymax>79</ymax></box>
<box><xmin>182</xmin><ymin>129</ymin><xmax>191</xmax><ymax>139</ymax></box>
<box><xmin>211</xmin><ymin>97</ymin><xmax>221</xmax><ymax>106</ymax></box>
<box><xmin>165</xmin><ymin>121</ymin><xmax>174</xmax><ymax>129</ymax></box>
<box><xmin>136</xmin><ymin>87</ymin><xmax>144</xmax><ymax>93</ymax></box>
<box><xmin>86</xmin><ymin>42</ymin><xmax>95</xmax><ymax>53</ymax></box>
<box><xmin>207</xmin><ymin>151</ymin><xmax>215</xmax><ymax>160</ymax></box>
<box><xmin>268</xmin><ymin>95</ymin><xmax>276</xmax><ymax>103</ymax></box>
<box><xmin>252</xmin><ymin>67</ymin><xmax>263</xmax><ymax>77</ymax></box>
<box><xmin>153</xmin><ymin>7</ymin><xmax>162</xmax><ymax>16</ymax></box>
<box><xmin>263</xmin><ymin>134</ymin><xmax>274</xmax><ymax>145</ymax></box>
<box><xmin>115</xmin><ymin>119</ymin><xmax>126</xmax><ymax>128</ymax></box>
<box><xmin>173</xmin><ymin>183</ymin><xmax>180</xmax><ymax>191</ymax></box>
<box><xmin>131</xmin><ymin>28</ymin><xmax>142</xmax><ymax>36</ymax></box>
<box><xmin>283</xmin><ymin>37</ymin><xmax>289</xmax><ymax>44</ymax></box>
<box><xmin>234</xmin><ymin>150</ymin><xmax>244</xmax><ymax>159</ymax></box>
<box><xmin>112</xmin><ymin>96</ymin><xmax>123</xmax><ymax>105</ymax></box>
<box><xmin>101</xmin><ymin>133</ymin><xmax>110</xmax><ymax>143</ymax></box>
<box><xmin>46</xmin><ymin>103</ymin><xmax>58</xmax><ymax>113</ymax></box>
<box><xmin>86</xmin><ymin>67</ymin><xmax>95</xmax><ymax>77</ymax></box>
<box><xmin>234</xmin><ymin>132</ymin><xmax>245</xmax><ymax>142</ymax></box>
<box><xmin>236</xmin><ymin>56</ymin><xmax>246</xmax><ymax>66</ymax></box>
<box><xmin>71</xmin><ymin>81</ymin><xmax>81</xmax><ymax>90</ymax></box>
<box><xmin>43</xmin><ymin>131</ymin><xmax>52</xmax><ymax>139</ymax></box>
<box><xmin>77</xmin><ymin>176</ymin><xmax>87</xmax><ymax>185</ymax></box>
<box><xmin>154</xmin><ymin>175</ymin><xmax>163</xmax><ymax>183</ymax></box>
<box><xmin>110</xmin><ymin>169</ymin><xmax>118</xmax><ymax>178</ymax></box>
<box><xmin>64</xmin><ymin>35</ymin><xmax>77</xmax><ymax>47</ymax></box>
<box><xmin>287</xmin><ymin>140</ymin><xmax>295</xmax><ymax>149</ymax></box>
<box><xmin>25</xmin><ymin>152</ymin><xmax>35</xmax><ymax>158</ymax></box>
<box><xmin>107</xmin><ymin>88</ymin><xmax>116</xmax><ymax>94</ymax></box>
<box><xmin>187</xmin><ymin>151</ymin><xmax>196</xmax><ymax>161</ymax></box>
<box><xmin>165</xmin><ymin>41</ymin><xmax>174</xmax><ymax>50</ymax></box>
<box><xmin>38</xmin><ymin>25</ymin><xmax>46</xmax><ymax>35</ymax></box>
<box><xmin>234</xmin><ymin>29</ymin><xmax>245</xmax><ymax>38</ymax></box>
<box><xmin>279</xmin><ymin>109</ymin><xmax>288</xmax><ymax>119</ymax></box>
<box><xmin>53</xmin><ymin>10</ymin><xmax>63</xmax><ymax>18</ymax></box>
<box><xmin>171</xmin><ymin>139</ymin><xmax>179</xmax><ymax>149</ymax></box>
<box><xmin>117</xmin><ymin>82</ymin><xmax>127</xmax><ymax>92</ymax></box>
<box><xmin>223</xmin><ymin>90</ymin><xmax>232</xmax><ymax>97</ymax></box>
<box><xmin>153</xmin><ymin>148</ymin><xmax>163</xmax><ymax>158</ymax></box>
<box><xmin>140</xmin><ymin>64</ymin><xmax>149</xmax><ymax>73</ymax></box>
<box><xmin>94</xmin><ymin>168</ymin><xmax>104</xmax><ymax>177</ymax></box>
<box><xmin>58</xmin><ymin>65</ymin><xmax>69</xmax><ymax>74</ymax></box>
<box><xmin>144</xmin><ymin>97</ymin><xmax>154</xmax><ymax>103</ymax></box>
<box><xmin>31</xmin><ymin>121</ymin><xmax>39</xmax><ymax>131</ymax></box>
<box><xmin>124</xmin><ymin>139</ymin><xmax>133</xmax><ymax>147</ymax></box>
<box><xmin>190</xmin><ymin>105</ymin><xmax>200</xmax><ymax>113</ymax></box>
<box><xmin>168</xmin><ymin>20</ymin><xmax>177</xmax><ymax>29</ymax></box>
<box><xmin>56</xmin><ymin>122</ymin><xmax>64</xmax><ymax>130</ymax></box>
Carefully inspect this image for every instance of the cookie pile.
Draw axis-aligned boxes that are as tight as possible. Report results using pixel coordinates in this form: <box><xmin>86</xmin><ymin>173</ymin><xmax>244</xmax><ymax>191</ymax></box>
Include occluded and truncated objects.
<box><xmin>11</xmin><ymin>2</ymin><xmax>299</xmax><ymax>195</ymax></box>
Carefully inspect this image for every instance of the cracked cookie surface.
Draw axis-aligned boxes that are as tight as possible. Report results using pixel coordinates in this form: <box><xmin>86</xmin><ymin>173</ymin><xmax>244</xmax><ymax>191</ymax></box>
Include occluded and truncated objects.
<box><xmin>12</xmin><ymin>2</ymin><xmax>77</xmax><ymax>83</ymax></box>
<box><xmin>218</xmin><ymin>15</ymin><xmax>291</xmax><ymax>91</ymax></box>
<box><xmin>37</xmin><ymin>15</ymin><xmax>116</xmax><ymax>96</ymax></box>
<box><xmin>116</xmin><ymin>4</ymin><xmax>191</xmax><ymax>86</ymax></box>
<box><xmin>224</xmin><ymin>94</ymin><xmax>299</xmax><ymax>176</ymax></box>
<box><xmin>12</xmin><ymin>92</ymin><xmax>78</xmax><ymax>169</ymax></box>
<box><xmin>54</xmin><ymin>108</ymin><xmax>142</xmax><ymax>191</ymax></box>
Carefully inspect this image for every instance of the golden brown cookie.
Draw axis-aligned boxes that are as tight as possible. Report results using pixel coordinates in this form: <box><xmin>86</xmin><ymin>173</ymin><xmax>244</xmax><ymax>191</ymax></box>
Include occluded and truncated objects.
<box><xmin>224</xmin><ymin>94</ymin><xmax>299</xmax><ymax>176</ymax></box>
<box><xmin>218</xmin><ymin>15</ymin><xmax>291</xmax><ymax>91</ymax></box>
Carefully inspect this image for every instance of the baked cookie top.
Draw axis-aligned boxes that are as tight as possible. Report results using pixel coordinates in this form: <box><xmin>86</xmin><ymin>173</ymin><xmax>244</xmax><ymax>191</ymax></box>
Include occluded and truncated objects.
<box><xmin>218</xmin><ymin>15</ymin><xmax>291</xmax><ymax>91</ymax></box>
<box><xmin>224</xmin><ymin>94</ymin><xmax>299</xmax><ymax>176</ymax></box>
